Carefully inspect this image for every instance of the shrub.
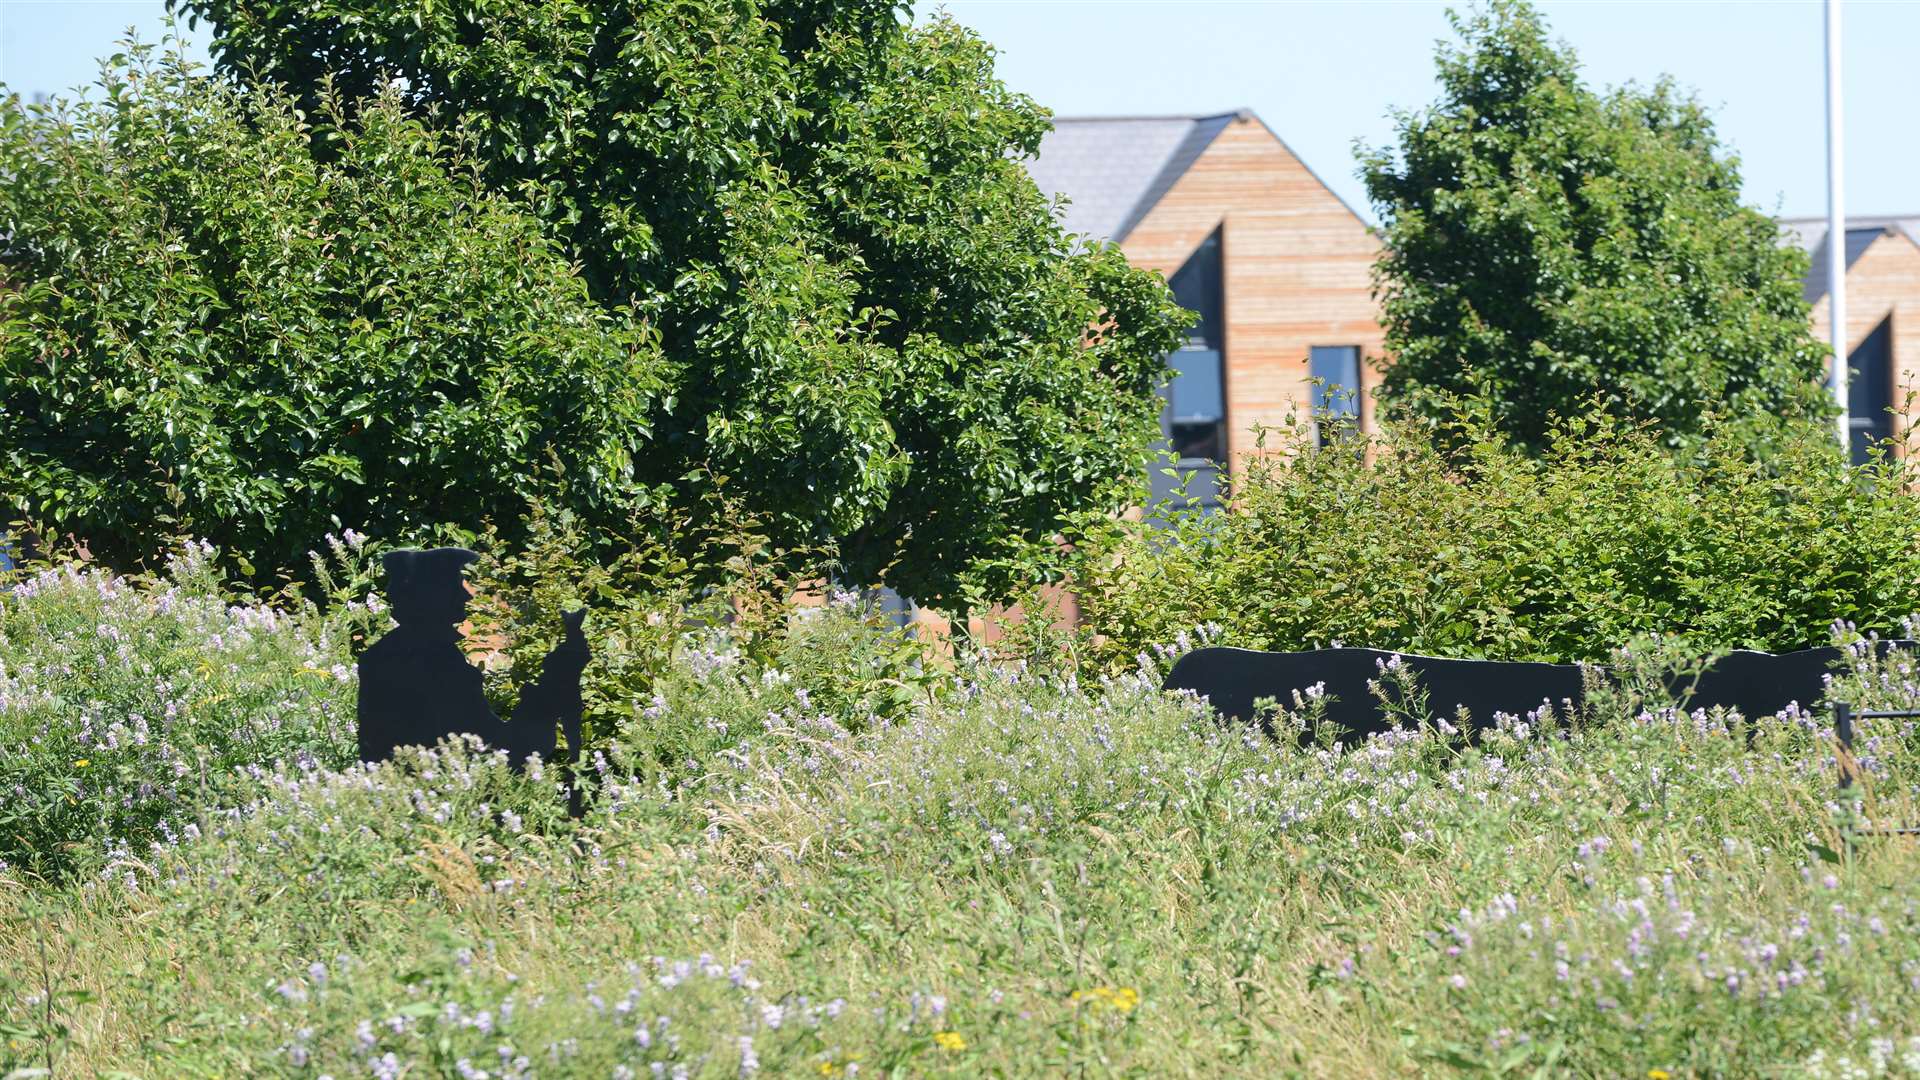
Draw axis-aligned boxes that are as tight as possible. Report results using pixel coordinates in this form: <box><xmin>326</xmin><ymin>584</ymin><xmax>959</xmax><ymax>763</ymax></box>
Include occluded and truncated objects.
<box><xmin>1075</xmin><ymin>410</ymin><xmax>1920</xmax><ymax>668</ymax></box>
<box><xmin>455</xmin><ymin>496</ymin><xmax>946</xmax><ymax>780</ymax></box>
<box><xmin>601</xmin><ymin>592</ymin><xmax>946</xmax><ymax>788</ymax></box>
<box><xmin>0</xmin><ymin>42</ymin><xmax>671</xmax><ymax>579</ymax></box>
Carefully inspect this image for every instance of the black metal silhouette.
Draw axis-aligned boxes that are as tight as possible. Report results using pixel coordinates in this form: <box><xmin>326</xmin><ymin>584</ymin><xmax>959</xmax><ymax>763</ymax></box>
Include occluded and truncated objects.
<box><xmin>1164</xmin><ymin>643</ymin><xmax>1910</xmax><ymax>743</ymax></box>
<box><xmin>1165</xmin><ymin>647</ymin><xmax>1581</xmax><ymax>737</ymax></box>
<box><xmin>357</xmin><ymin>549</ymin><xmax>588</xmax><ymax>791</ymax></box>
<box><xmin>1832</xmin><ymin>701</ymin><xmax>1920</xmax><ymax>835</ymax></box>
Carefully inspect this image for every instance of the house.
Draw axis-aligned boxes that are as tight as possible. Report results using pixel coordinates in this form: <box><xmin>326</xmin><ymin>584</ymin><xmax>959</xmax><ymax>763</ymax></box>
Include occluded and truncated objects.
<box><xmin>1023</xmin><ymin>111</ymin><xmax>1384</xmax><ymax>507</ymax></box>
<box><xmin>1025</xmin><ymin>114</ymin><xmax>1920</xmax><ymax>482</ymax></box>
<box><xmin>1781</xmin><ymin>215</ymin><xmax>1920</xmax><ymax>462</ymax></box>
<box><xmin>876</xmin><ymin>110</ymin><xmax>1382</xmax><ymax>640</ymax></box>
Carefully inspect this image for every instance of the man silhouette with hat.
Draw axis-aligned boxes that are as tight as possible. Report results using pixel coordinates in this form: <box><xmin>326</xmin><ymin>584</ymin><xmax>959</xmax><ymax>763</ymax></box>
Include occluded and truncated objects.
<box><xmin>357</xmin><ymin>547</ymin><xmax>586</xmax><ymax>774</ymax></box>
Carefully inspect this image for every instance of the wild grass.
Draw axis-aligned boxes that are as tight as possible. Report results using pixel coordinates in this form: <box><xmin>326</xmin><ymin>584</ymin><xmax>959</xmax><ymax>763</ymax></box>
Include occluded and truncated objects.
<box><xmin>4</xmin><ymin>559</ymin><xmax>1920</xmax><ymax>1077</ymax></box>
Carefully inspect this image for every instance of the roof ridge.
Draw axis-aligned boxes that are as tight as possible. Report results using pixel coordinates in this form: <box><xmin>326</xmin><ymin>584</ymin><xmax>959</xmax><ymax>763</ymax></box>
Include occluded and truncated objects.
<box><xmin>1111</xmin><ymin>115</ymin><xmax>1237</xmax><ymax>243</ymax></box>
<box><xmin>1049</xmin><ymin>111</ymin><xmax>1249</xmax><ymax>123</ymax></box>
<box><xmin>1777</xmin><ymin>213</ymin><xmax>1920</xmax><ymax>224</ymax></box>
<box><xmin>1024</xmin><ymin>108</ymin><xmax>1369</xmax><ymax>242</ymax></box>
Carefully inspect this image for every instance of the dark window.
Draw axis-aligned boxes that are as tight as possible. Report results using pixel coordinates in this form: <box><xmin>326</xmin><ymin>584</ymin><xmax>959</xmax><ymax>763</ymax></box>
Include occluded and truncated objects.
<box><xmin>1849</xmin><ymin>317</ymin><xmax>1895</xmax><ymax>465</ymax></box>
<box><xmin>1151</xmin><ymin>232</ymin><xmax>1226</xmax><ymax>516</ymax></box>
<box><xmin>1170</xmin><ymin>230</ymin><xmax>1223</xmax><ymax>349</ymax></box>
<box><xmin>1168</xmin><ymin>345</ymin><xmax>1225</xmax><ymax>460</ymax></box>
<box><xmin>1310</xmin><ymin>345</ymin><xmax>1362</xmax><ymax>446</ymax></box>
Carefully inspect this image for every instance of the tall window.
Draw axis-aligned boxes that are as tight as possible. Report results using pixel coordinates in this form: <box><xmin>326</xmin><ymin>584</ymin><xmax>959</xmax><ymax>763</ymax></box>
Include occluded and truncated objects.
<box><xmin>1151</xmin><ymin>232</ymin><xmax>1225</xmax><ymax>513</ymax></box>
<box><xmin>1310</xmin><ymin>345</ymin><xmax>1362</xmax><ymax>446</ymax></box>
<box><xmin>1849</xmin><ymin>317</ymin><xmax>1894</xmax><ymax>465</ymax></box>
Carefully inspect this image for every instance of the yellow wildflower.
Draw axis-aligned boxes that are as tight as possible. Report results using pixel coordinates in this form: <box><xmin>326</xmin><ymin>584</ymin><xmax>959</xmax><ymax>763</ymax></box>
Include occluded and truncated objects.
<box><xmin>73</xmin><ymin>759</ymin><xmax>90</xmax><ymax>768</ymax></box>
<box><xmin>1070</xmin><ymin>986</ymin><xmax>1140</xmax><ymax>1014</ymax></box>
<box><xmin>933</xmin><ymin>1031</ymin><xmax>966</xmax><ymax>1052</ymax></box>
<box><xmin>1648</xmin><ymin>1072</ymin><xmax>1671</xmax><ymax>1080</ymax></box>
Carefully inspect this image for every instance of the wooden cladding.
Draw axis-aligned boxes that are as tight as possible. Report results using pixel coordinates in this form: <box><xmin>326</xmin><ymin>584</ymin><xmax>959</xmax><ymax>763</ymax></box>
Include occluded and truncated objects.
<box><xmin>1118</xmin><ymin>115</ymin><xmax>1385</xmax><ymax>467</ymax></box>
<box><xmin>1810</xmin><ymin>230</ymin><xmax>1920</xmax><ymax>451</ymax></box>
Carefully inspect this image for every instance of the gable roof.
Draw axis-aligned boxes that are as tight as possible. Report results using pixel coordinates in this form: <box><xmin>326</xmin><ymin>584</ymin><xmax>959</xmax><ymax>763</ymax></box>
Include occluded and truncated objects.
<box><xmin>1022</xmin><ymin>113</ymin><xmax>1239</xmax><ymax>244</ymax></box>
<box><xmin>1780</xmin><ymin>215</ymin><xmax>1920</xmax><ymax>304</ymax></box>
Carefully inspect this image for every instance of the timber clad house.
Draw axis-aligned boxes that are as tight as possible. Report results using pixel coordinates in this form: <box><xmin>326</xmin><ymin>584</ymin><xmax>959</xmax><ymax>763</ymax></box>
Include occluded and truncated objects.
<box><xmin>1782</xmin><ymin>216</ymin><xmax>1920</xmax><ymax>462</ymax></box>
<box><xmin>1022</xmin><ymin>112</ymin><xmax>1920</xmax><ymax>495</ymax></box>
<box><xmin>1023</xmin><ymin>111</ymin><xmax>1384</xmax><ymax>508</ymax></box>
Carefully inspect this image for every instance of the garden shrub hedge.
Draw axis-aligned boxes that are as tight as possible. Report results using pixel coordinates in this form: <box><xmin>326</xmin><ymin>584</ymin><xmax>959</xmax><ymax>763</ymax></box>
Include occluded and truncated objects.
<box><xmin>0</xmin><ymin>44</ymin><xmax>671</xmax><ymax>579</ymax></box>
<box><xmin>1076</xmin><ymin>409</ymin><xmax>1920</xmax><ymax>669</ymax></box>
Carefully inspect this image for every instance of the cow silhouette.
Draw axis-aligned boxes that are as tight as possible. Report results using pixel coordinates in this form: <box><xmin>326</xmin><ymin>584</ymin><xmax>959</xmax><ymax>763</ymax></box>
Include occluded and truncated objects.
<box><xmin>357</xmin><ymin>548</ymin><xmax>588</xmax><ymax>785</ymax></box>
<box><xmin>1164</xmin><ymin>642</ymin><xmax>1912</xmax><ymax>744</ymax></box>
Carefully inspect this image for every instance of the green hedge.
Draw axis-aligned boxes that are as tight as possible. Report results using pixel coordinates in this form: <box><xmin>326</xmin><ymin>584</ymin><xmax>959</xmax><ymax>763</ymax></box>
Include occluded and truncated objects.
<box><xmin>1076</xmin><ymin>410</ymin><xmax>1920</xmax><ymax>667</ymax></box>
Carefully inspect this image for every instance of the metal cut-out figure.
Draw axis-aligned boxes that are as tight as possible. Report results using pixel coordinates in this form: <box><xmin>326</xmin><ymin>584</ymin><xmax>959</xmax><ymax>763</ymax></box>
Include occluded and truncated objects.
<box><xmin>356</xmin><ymin>548</ymin><xmax>587</xmax><ymax>780</ymax></box>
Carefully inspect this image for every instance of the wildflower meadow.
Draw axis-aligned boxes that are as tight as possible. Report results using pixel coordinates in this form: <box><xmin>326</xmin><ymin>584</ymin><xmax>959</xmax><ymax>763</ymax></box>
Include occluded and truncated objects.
<box><xmin>5</xmin><ymin>548</ymin><xmax>1920</xmax><ymax>1077</ymax></box>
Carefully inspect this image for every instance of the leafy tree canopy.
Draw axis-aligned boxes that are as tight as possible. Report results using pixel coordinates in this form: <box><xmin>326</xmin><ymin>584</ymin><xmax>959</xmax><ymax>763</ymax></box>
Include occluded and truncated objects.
<box><xmin>0</xmin><ymin>44</ymin><xmax>671</xmax><ymax>575</ymax></box>
<box><xmin>1359</xmin><ymin>0</ymin><xmax>1831</xmax><ymax>455</ymax></box>
<box><xmin>162</xmin><ymin>0</ymin><xmax>1190</xmax><ymax>606</ymax></box>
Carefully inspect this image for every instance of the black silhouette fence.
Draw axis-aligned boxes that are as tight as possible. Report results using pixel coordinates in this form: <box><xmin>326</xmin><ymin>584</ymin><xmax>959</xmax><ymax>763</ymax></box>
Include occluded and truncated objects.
<box><xmin>1162</xmin><ymin>643</ymin><xmax>1912</xmax><ymax>744</ymax></box>
<box><xmin>1166</xmin><ymin>643</ymin><xmax>1920</xmax><ymax>835</ymax></box>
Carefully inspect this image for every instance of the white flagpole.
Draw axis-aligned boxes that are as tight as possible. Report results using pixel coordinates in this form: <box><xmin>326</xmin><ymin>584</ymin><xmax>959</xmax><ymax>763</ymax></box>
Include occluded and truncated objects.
<box><xmin>1825</xmin><ymin>0</ymin><xmax>1849</xmax><ymax>447</ymax></box>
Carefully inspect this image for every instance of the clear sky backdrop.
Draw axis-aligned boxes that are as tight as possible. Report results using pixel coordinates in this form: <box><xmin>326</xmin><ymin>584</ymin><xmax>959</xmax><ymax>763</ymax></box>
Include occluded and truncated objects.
<box><xmin>2</xmin><ymin>0</ymin><xmax>1914</xmax><ymax>223</ymax></box>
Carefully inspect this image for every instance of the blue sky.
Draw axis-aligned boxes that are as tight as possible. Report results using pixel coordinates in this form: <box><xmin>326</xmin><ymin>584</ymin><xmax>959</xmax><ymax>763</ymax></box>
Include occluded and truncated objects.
<box><xmin>3</xmin><ymin>1</ymin><xmax>1914</xmax><ymax>223</ymax></box>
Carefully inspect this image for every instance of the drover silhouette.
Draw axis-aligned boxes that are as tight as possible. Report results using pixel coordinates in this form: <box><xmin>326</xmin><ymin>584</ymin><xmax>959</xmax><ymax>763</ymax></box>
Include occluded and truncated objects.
<box><xmin>357</xmin><ymin>548</ymin><xmax>587</xmax><ymax>782</ymax></box>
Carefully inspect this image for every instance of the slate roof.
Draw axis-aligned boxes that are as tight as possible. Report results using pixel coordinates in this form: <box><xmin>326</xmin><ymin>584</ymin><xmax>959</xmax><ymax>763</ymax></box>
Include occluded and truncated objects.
<box><xmin>1780</xmin><ymin>215</ymin><xmax>1920</xmax><ymax>304</ymax></box>
<box><xmin>1022</xmin><ymin>113</ymin><xmax>1241</xmax><ymax>244</ymax></box>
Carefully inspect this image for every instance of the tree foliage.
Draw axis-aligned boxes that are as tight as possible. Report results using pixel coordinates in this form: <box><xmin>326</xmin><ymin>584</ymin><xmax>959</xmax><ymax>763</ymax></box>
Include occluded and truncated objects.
<box><xmin>1359</xmin><ymin>0</ymin><xmax>1831</xmax><ymax>454</ymax></box>
<box><xmin>164</xmin><ymin>0</ymin><xmax>1190</xmax><ymax>605</ymax></box>
<box><xmin>0</xmin><ymin>44</ymin><xmax>670</xmax><ymax>575</ymax></box>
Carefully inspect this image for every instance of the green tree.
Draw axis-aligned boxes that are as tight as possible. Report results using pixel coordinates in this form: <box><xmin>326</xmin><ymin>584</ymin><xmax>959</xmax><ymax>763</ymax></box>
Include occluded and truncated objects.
<box><xmin>166</xmin><ymin>0</ymin><xmax>1190</xmax><ymax>607</ymax></box>
<box><xmin>1359</xmin><ymin>0</ymin><xmax>1831</xmax><ymax>454</ymax></box>
<box><xmin>0</xmin><ymin>44</ymin><xmax>671</xmax><ymax>575</ymax></box>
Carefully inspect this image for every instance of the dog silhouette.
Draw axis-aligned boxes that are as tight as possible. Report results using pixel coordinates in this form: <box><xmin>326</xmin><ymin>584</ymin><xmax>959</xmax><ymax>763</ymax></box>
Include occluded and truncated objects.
<box><xmin>506</xmin><ymin>607</ymin><xmax>589</xmax><ymax>771</ymax></box>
